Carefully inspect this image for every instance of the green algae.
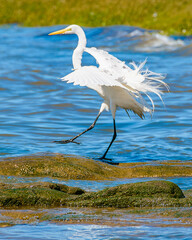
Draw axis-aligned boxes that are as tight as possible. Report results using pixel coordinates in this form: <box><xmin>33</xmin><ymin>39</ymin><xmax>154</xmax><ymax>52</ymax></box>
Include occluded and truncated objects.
<box><xmin>0</xmin><ymin>182</ymin><xmax>85</xmax><ymax>208</ymax></box>
<box><xmin>0</xmin><ymin>155</ymin><xmax>113</xmax><ymax>180</ymax></box>
<box><xmin>0</xmin><ymin>180</ymin><xmax>191</xmax><ymax>209</ymax></box>
<box><xmin>0</xmin><ymin>188</ymin><xmax>66</xmax><ymax>208</ymax></box>
<box><xmin>0</xmin><ymin>181</ymin><xmax>192</xmax><ymax>228</ymax></box>
<box><xmin>0</xmin><ymin>155</ymin><xmax>192</xmax><ymax>180</ymax></box>
<box><xmin>0</xmin><ymin>155</ymin><xmax>191</xmax><ymax>208</ymax></box>
<box><xmin>0</xmin><ymin>155</ymin><xmax>191</xmax><ymax>229</ymax></box>
<box><xmin>71</xmin><ymin>181</ymin><xmax>188</xmax><ymax>208</ymax></box>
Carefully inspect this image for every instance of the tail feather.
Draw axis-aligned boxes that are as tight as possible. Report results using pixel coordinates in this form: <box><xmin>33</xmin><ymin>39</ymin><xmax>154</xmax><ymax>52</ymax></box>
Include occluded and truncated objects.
<box><xmin>126</xmin><ymin>60</ymin><xmax>169</xmax><ymax>112</ymax></box>
<box><xmin>125</xmin><ymin>99</ymin><xmax>151</xmax><ymax>120</ymax></box>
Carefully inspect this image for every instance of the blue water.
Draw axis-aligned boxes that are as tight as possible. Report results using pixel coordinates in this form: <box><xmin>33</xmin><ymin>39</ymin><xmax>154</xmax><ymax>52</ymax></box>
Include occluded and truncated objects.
<box><xmin>0</xmin><ymin>24</ymin><xmax>192</xmax><ymax>239</ymax></box>
<box><xmin>0</xmin><ymin>24</ymin><xmax>192</xmax><ymax>162</ymax></box>
<box><xmin>1</xmin><ymin>175</ymin><xmax>192</xmax><ymax>191</ymax></box>
<box><xmin>1</xmin><ymin>223</ymin><xmax>192</xmax><ymax>240</ymax></box>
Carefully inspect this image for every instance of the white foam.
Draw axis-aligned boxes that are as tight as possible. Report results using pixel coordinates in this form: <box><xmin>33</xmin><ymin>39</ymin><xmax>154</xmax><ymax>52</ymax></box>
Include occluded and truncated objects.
<box><xmin>130</xmin><ymin>31</ymin><xmax>185</xmax><ymax>52</ymax></box>
<box><xmin>128</xmin><ymin>29</ymin><xmax>144</xmax><ymax>37</ymax></box>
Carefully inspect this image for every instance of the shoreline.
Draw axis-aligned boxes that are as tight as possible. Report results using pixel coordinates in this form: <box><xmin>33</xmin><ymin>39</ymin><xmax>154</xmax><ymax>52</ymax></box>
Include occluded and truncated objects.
<box><xmin>1</xmin><ymin>0</ymin><xmax>191</xmax><ymax>36</ymax></box>
<box><xmin>0</xmin><ymin>154</ymin><xmax>192</xmax><ymax>227</ymax></box>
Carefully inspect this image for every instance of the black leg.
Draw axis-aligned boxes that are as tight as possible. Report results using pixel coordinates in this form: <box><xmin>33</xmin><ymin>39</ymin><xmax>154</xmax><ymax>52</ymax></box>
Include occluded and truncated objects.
<box><xmin>100</xmin><ymin>119</ymin><xmax>116</xmax><ymax>160</ymax></box>
<box><xmin>54</xmin><ymin>112</ymin><xmax>101</xmax><ymax>144</ymax></box>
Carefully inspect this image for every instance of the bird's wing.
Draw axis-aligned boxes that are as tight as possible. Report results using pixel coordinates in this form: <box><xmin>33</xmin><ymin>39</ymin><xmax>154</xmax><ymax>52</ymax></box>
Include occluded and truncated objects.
<box><xmin>85</xmin><ymin>47</ymin><xmax>148</xmax><ymax>94</ymax></box>
<box><xmin>85</xmin><ymin>47</ymin><xmax>131</xmax><ymax>77</ymax></box>
<box><xmin>85</xmin><ymin>47</ymin><xmax>168</xmax><ymax>111</ymax></box>
<box><xmin>61</xmin><ymin>66</ymin><xmax>125</xmax><ymax>90</ymax></box>
<box><xmin>85</xmin><ymin>47</ymin><xmax>139</xmax><ymax>95</ymax></box>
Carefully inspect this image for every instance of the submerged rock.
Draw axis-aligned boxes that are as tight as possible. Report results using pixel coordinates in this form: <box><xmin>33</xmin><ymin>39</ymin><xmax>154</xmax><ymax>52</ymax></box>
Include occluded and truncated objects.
<box><xmin>2</xmin><ymin>206</ymin><xmax>192</xmax><ymax>227</ymax></box>
<box><xmin>0</xmin><ymin>180</ymin><xmax>190</xmax><ymax>208</ymax></box>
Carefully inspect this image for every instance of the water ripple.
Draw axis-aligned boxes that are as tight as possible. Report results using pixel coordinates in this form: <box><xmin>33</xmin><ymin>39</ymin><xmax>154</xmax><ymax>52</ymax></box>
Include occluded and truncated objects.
<box><xmin>0</xmin><ymin>25</ymin><xmax>191</xmax><ymax>162</ymax></box>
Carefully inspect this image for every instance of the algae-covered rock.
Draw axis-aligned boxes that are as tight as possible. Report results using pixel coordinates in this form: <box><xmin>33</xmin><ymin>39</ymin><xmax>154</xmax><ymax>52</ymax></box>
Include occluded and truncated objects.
<box><xmin>48</xmin><ymin>183</ymin><xmax>85</xmax><ymax>195</ymax></box>
<box><xmin>0</xmin><ymin>180</ymin><xmax>190</xmax><ymax>208</ymax></box>
<box><xmin>0</xmin><ymin>182</ymin><xmax>85</xmax><ymax>207</ymax></box>
<box><xmin>101</xmin><ymin>181</ymin><xmax>185</xmax><ymax>198</ymax></box>
<box><xmin>0</xmin><ymin>188</ymin><xmax>66</xmax><ymax>207</ymax></box>
<box><xmin>0</xmin><ymin>155</ymin><xmax>113</xmax><ymax>180</ymax></box>
<box><xmin>0</xmin><ymin>154</ymin><xmax>192</xmax><ymax>180</ymax></box>
<box><xmin>71</xmin><ymin>181</ymin><xmax>187</xmax><ymax>208</ymax></box>
<box><xmin>0</xmin><ymin>182</ymin><xmax>85</xmax><ymax>195</ymax></box>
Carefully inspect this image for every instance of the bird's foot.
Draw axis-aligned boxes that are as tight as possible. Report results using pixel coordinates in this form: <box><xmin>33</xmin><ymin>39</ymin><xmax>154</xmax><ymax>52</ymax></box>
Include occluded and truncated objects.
<box><xmin>53</xmin><ymin>139</ymin><xmax>80</xmax><ymax>145</ymax></box>
<box><xmin>97</xmin><ymin>156</ymin><xmax>119</xmax><ymax>165</ymax></box>
<box><xmin>99</xmin><ymin>156</ymin><xmax>112</xmax><ymax>161</ymax></box>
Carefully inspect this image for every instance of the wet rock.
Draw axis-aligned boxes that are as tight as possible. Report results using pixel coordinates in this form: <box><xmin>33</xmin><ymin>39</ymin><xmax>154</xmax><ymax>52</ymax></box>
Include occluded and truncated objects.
<box><xmin>102</xmin><ymin>180</ymin><xmax>185</xmax><ymax>198</ymax></box>
<box><xmin>0</xmin><ymin>155</ymin><xmax>192</xmax><ymax>180</ymax></box>
<box><xmin>49</xmin><ymin>183</ymin><xmax>85</xmax><ymax>195</ymax></box>
<box><xmin>0</xmin><ymin>182</ymin><xmax>85</xmax><ymax>207</ymax></box>
<box><xmin>0</xmin><ymin>155</ymin><xmax>111</xmax><ymax>180</ymax></box>
<box><xmin>0</xmin><ymin>180</ymin><xmax>190</xmax><ymax>208</ymax></box>
<box><xmin>70</xmin><ymin>181</ymin><xmax>187</xmax><ymax>208</ymax></box>
<box><xmin>0</xmin><ymin>188</ymin><xmax>66</xmax><ymax>207</ymax></box>
<box><xmin>0</xmin><ymin>182</ymin><xmax>85</xmax><ymax>195</ymax></box>
<box><xmin>0</xmin><ymin>222</ymin><xmax>14</xmax><ymax>227</ymax></box>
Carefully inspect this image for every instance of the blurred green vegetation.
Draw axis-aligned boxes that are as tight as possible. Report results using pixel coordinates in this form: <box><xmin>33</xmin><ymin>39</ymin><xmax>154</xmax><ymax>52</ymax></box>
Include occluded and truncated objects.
<box><xmin>0</xmin><ymin>0</ymin><xmax>192</xmax><ymax>35</ymax></box>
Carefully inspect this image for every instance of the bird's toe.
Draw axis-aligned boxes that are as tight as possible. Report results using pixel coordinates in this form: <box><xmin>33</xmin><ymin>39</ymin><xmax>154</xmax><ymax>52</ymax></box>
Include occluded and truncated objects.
<box><xmin>53</xmin><ymin>139</ymin><xmax>80</xmax><ymax>144</ymax></box>
<box><xmin>97</xmin><ymin>157</ymin><xmax>119</xmax><ymax>165</ymax></box>
<box><xmin>53</xmin><ymin>140</ymin><xmax>69</xmax><ymax>144</ymax></box>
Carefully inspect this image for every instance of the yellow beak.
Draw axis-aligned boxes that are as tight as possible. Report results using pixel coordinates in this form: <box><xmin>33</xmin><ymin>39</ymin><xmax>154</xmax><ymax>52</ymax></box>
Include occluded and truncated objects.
<box><xmin>48</xmin><ymin>28</ymin><xmax>70</xmax><ymax>35</ymax></box>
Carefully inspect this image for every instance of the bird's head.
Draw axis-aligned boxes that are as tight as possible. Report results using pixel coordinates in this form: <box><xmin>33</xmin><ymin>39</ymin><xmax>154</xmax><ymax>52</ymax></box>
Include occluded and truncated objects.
<box><xmin>49</xmin><ymin>25</ymin><xmax>81</xmax><ymax>36</ymax></box>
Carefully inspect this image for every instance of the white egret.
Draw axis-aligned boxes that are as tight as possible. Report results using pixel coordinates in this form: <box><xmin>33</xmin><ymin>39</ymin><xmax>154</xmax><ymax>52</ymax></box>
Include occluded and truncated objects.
<box><xmin>49</xmin><ymin>25</ymin><xmax>168</xmax><ymax>161</ymax></box>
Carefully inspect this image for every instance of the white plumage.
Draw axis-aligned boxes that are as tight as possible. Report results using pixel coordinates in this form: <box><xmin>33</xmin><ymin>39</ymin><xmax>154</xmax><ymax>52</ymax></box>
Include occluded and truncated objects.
<box><xmin>49</xmin><ymin>24</ymin><xmax>168</xmax><ymax>161</ymax></box>
<box><xmin>62</xmin><ymin>66</ymin><xmax>125</xmax><ymax>88</ymax></box>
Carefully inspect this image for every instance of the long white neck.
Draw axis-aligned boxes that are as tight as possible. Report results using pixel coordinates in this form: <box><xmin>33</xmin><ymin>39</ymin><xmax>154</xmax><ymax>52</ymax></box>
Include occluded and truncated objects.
<box><xmin>72</xmin><ymin>27</ymin><xmax>87</xmax><ymax>69</ymax></box>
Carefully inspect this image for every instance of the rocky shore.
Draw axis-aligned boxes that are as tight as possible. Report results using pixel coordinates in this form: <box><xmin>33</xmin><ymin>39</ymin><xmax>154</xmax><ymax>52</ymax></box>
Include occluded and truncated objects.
<box><xmin>0</xmin><ymin>154</ymin><xmax>192</xmax><ymax>209</ymax></box>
